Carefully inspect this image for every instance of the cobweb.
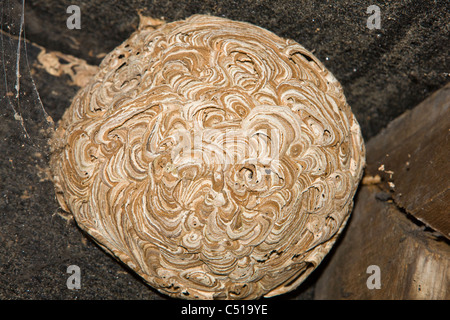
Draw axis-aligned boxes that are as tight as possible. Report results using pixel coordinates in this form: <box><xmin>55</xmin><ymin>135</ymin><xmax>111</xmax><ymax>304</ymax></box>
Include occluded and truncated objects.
<box><xmin>1</xmin><ymin>0</ymin><xmax>55</xmax><ymax>152</ymax></box>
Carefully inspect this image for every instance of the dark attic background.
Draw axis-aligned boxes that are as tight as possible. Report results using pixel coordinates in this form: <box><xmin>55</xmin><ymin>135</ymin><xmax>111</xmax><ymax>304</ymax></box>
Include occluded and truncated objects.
<box><xmin>0</xmin><ymin>0</ymin><xmax>448</xmax><ymax>300</ymax></box>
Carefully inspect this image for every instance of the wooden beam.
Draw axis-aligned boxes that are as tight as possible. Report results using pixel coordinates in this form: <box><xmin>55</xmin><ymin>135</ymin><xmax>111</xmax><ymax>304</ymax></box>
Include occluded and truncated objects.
<box><xmin>365</xmin><ymin>83</ymin><xmax>450</xmax><ymax>239</ymax></box>
<box><xmin>314</xmin><ymin>185</ymin><xmax>449</xmax><ymax>299</ymax></box>
<box><xmin>314</xmin><ymin>84</ymin><xmax>450</xmax><ymax>299</ymax></box>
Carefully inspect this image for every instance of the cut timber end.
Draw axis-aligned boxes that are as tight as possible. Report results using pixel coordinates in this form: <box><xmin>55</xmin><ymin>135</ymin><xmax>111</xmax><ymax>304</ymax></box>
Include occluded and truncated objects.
<box><xmin>314</xmin><ymin>84</ymin><xmax>450</xmax><ymax>299</ymax></box>
<box><xmin>366</xmin><ymin>83</ymin><xmax>450</xmax><ymax>239</ymax></box>
<box><xmin>314</xmin><ymin>185</ymin><xmax>449</xmax><ymax>300</ymax></box>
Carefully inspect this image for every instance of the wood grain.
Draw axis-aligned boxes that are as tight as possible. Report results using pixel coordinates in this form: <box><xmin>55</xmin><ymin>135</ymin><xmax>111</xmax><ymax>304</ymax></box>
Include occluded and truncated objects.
<box><xmin>365</xmin><ymin>83</ymin><xmax>450</xmax><ymax>239</ymax></box>
<box><xmin>314</xmin><ymin>185</ymin><xmax>449</xmax><ymax>299</ymax></box>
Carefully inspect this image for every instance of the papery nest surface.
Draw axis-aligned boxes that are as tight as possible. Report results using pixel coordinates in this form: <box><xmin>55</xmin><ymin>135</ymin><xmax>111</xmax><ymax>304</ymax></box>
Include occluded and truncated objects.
<box><xmin>50</xmin><ymin>14</ymin><xmax>365</xmax><ymax>300</ymax></box>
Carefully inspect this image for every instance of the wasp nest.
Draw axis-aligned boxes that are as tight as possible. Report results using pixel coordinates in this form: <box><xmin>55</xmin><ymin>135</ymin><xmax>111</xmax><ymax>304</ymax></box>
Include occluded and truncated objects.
<box><xmin>50</xmin><ymin>15</ymin><xmax>365</xmax><ymax>299</ymax></box>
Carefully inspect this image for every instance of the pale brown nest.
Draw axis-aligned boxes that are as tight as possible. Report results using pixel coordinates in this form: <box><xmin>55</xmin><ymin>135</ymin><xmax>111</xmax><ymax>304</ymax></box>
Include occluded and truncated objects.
<box><xmin>50</xmin><ymin>14</ymin><xmax>365</xmax><ymax>299</ymax></box>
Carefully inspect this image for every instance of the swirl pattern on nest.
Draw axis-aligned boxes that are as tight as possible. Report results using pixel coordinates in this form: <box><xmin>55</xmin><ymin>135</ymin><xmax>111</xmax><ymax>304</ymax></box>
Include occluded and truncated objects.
<box><xmin>50</xmin><ymin>15</ymin><xmax>365</xmax><ymax>299</ymax></box>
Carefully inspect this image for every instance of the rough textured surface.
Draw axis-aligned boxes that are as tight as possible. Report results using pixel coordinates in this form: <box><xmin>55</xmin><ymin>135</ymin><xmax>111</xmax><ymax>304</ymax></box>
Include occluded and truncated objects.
<box><xmin>17</xmin><ymin>0</ymin><xmax>450</xmax><ymax>140</ymax></box>
<box><xmin>0</xmin><ymin>0</ymin><xmax>448</xmax><ymax>300</ymax></box>
<box><xmin>49</xmin><ymin>15</ymin><xmax>364</xmax><ymax>300</ymax></box>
